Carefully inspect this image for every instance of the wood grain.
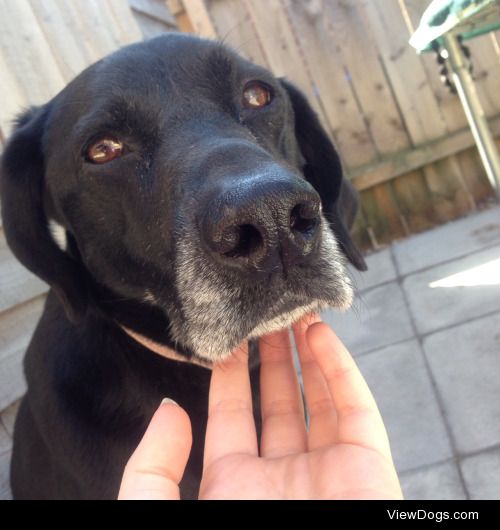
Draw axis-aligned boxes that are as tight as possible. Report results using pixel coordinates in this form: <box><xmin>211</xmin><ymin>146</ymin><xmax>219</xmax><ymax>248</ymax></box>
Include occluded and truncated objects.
<box><xmin>284</xmin><ymin>0</ymin><xmax>378</xmax><ymax>167</ymax></box>
<box><xmin>129</xmin><ymin>0</ymin><xmax>176</xmax><ymax>26</ymax></box>
<box><xmin>207</xmin><ymin>0</ymin><xmax>269</xmax><ymax>67</ymax></box>
<box><xmin>351</xmin><ymin>115</ymin><xmax>500</xmax><ymax>190</ymax></box>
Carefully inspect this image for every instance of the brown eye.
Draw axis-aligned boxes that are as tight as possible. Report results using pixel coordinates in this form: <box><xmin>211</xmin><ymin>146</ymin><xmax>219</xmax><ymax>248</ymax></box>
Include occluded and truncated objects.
<box><xmin>242</xmin><ymin>82</ymin><xmax>272</xmax><ymax>108</ymax></box>
<box><xmin>86</xmin><ymin>137</ymin><xmax>123</xmax><ymax>164</ymax></box>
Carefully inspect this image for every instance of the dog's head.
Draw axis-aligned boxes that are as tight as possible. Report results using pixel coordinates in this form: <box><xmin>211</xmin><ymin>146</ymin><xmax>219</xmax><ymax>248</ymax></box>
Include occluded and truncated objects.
<box><xmin>1</xmin><ymin>34</ymin><xmax>366</xmax><ymax>362</ymax></box>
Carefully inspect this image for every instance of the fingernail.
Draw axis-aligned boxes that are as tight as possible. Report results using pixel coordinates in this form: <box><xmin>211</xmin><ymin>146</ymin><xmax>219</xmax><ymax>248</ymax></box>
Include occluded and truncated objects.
<box><xmin>161</xmin><ymin>397</ymin><xmax>178</xmax><ymax>406</ymax></box>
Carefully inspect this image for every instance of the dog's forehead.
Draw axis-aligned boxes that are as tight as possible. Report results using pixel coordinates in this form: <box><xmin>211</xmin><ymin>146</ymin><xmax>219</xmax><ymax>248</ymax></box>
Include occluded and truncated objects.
<box><xmin>84</xmin><ymin>35</ymin><xmax>267</xmax><ymax>98</ymax></box>
<box><xmin>54</xmin><ymin>34</ymin><xmax>275</xmax><ymax>126</ymax></box>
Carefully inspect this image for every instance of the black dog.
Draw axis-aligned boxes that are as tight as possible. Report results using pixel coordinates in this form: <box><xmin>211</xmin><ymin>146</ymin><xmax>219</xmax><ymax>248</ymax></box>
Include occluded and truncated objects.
<box><xmin>1</xmin><ymin>34</ymin><xmax>366</xmax><ymax>499</ymax></box>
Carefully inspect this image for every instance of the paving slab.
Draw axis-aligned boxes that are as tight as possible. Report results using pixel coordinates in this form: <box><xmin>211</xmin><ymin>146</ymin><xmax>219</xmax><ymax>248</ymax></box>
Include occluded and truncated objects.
<box><xmin>0</xmin><ymin>297</ymin><xmax>44</xmax><ymax>412</ymax></box>
<box><xmin>423</xmin><ymin>312</ymin><xmax>500</xmax><ymax>454</ymax></box>
<box><xmin>0</xmin><ymin>451</ymin><xmax>11</xmax><ymax>500</ymax></box>
<box><xmin>322</xmin><ymin>281</ymin><xmax>414</xmax><ymax>356</ymax></box>
<box><xmin>0</xmin><ymin>421</ymin><xmax>11</xmax><ymax>455</ymax></box>
<box><xmin>0</xmin><ymin>349</ymin><xmax>27</xmax><ymax>412</ymax></box>
<box><xmin>403</xmin><ymin>245</ymin><xmax>500</xmax><ymax>335</ymax></box>
<box><xmin>393</xmin><ymin>206</ymin><xmax>500</xmax><ymax>276</ymax></box>
<box><xmin>357</xmin><ymin>339</ymin><xmax>452</xmax><ymax>472</ymax></box>
<box><xmin>400</xmin><ymin>460</ymin><xmax>466</xmax><ymax>500</ymax></box>
<box><xmin>348</xmin><ymin>247</ymin><xmax>397</xmax><ymax>292</ymax></box>
<box><xmin>460</xmin><ymin>448</ymin><xmax>500</xmax><ymax>500</ymax></box>
<box><xmin>1</xmin><ymin>400</ymin><xmax>20</xmax><ymax>437</ymax></box>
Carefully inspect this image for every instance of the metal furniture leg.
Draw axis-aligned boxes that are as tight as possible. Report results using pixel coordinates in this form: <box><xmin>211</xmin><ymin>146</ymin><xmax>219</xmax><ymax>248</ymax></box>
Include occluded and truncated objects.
<box><xmin>443</xmin><ymin>32</ymin><xmax>500</xmax><ymax>199</ymax></box>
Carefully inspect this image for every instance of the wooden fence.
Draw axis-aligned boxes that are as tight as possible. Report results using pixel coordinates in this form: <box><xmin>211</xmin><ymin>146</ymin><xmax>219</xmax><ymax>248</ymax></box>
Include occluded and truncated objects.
<box><xmin>171</xmin><ymin>0</ymin><xmax>500</xmax><ymax>250</ymax></box>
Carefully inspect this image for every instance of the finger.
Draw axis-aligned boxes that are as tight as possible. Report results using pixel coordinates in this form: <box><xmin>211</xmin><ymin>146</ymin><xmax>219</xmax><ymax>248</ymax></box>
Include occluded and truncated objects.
<box><xmin>259</xmin><ymin>328</ymin><xmax>307</xmax><ymax>457</ymax></box>
<box><xmin>118</xmin><ymin>400</ymin><xmax>192</xmax><ymax>500</ymax></box>
<box><xmin>306</xmin><ymin>323</ymin><xmax>393</xmax><ymax>459</ymax></box>
<box><xmin>293</xmin><ymin>315</ymin><xmax>338</xmax><ymax>450</ymax></box>
<box><xmin>203</xmin><ymin>342</ymin><xmax>258</xmax><ymax>470</ymax></box>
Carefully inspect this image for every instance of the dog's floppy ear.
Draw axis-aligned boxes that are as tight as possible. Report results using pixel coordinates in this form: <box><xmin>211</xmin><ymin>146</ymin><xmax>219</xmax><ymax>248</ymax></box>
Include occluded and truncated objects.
<box><xmin>280</xmin><ymin>80</ymin><xmax>367</xmax><ymax>271</ymax></box>
<box><xmin>0</xmin><ymin>105</ymin><xmax>88</xmax><ymax>321</ymax></box>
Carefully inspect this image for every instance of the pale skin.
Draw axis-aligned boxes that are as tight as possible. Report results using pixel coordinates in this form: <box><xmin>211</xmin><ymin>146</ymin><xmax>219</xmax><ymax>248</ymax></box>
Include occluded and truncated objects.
<box><xmin>118</xmin><ymin>315</ymin><xmax>403</xmax><ymax>500</ymax></box>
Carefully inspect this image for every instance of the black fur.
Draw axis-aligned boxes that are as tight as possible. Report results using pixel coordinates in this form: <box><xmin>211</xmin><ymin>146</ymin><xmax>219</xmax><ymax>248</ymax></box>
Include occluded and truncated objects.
<box><xmin>1</xmin><ymin>34</ymin><xmax>366</xmax><ymax>499</ymax></box>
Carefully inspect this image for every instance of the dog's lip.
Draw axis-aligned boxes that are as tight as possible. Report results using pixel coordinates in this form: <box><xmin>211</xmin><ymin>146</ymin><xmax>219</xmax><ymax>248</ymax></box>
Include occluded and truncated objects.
<box><xmin>226</xmin><ymin>294</ymin><xmax>334</xmax><ymax>351</ymax></box>
<box><xmin>246</xmin><ymin>298</ymin><xmax>326</xmax><ymax>337</ymax></box>
<box><xmin>221</xmin><ymin>277</ymin><xmax>352</xmax><ymax>356</ymax></box>
<box><xmin>165</xmin><ymin>264</ymin><xmax>353</xmax><ymax>359</ymax></box>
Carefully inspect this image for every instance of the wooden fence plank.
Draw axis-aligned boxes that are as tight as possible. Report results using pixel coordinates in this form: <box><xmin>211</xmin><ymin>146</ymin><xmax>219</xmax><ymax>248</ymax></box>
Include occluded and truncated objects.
<box><xmin>391</xmin><ymin>170</ymin><xmax>438</xmax><ymax>233</ymax></box>
<box><xmin>350</xmin><ymin>205</ymin><xmax>372</xmax><ymax>252</ymax></box>
<box><xmin>133</xmin><ymin>10</ymin><xmax>176</xmax><ymax>38</ymax></box>
<box><xmin>129</xmin><ymin>0</ymin><xmax>176</xmax><ymax>26</ymax></box>
<box><xmin>356</xmin><ymin>1</ymin><xmax>453</xmax><ymax>232</ymax></box>
<box><xmin>358</xmin><ymin>0</ymin><xmax>447</xmax><ymax>145</ymax></box>
<box><xmin>359</xmin><ymin>188</ymin><xmax>384</xmax><ymax>249</ymax></box>
<box><xmin>0</xmin><ymin>0</ymin><xmax>65</xmax><ymax>105</ymax></box>
<box><xmin>421</xmin><ymin>157</ymin><xmax>474</xmax><ymax>223</ymax></box>
<box><xmin>456</xmin><ymin>148</ymin><xmax>480</xmax><ymax>208</ymax></box>
<box><xmin>58</xmin><ymin>0</ymin><xmax>123</xmax><ymax>61</ymax></box>
<box><xmin>106</xmin><ymin>0</ymin><xmax>144</xmax><ymax>45</ymax></box>
<box><xmin>241</xmin><ymin>0</ymin><xmax>325</xmax><ymax>121</ymax></box>
<box><xmin>182</xmin><ymin>0</ymin><xmax>217</xmax><ymax>38</ymax></box>
<box><xmin>28</xmin><ymin>0</ymin><xmax>96</xmax><ymax>82</ymax></box>
<box><xmin>321</xmin><ymin>0</ymin><xmax>410</xmax><ymax>157</ymax></box>
<box><xmin>0</xmin><ymin>49</ymin><xmax>29</xmax><ymax>139</ymax></box>
<box><xmin>371</xmin><ymin>184</ymin><xmax>407</xmax><ymax>243</ymax></box>
<box><xmin>284</xmin><ymin>0</ymin><xmax>378</xmax><ymax>167</ymax></box>
<box><xmin>458</xmin><ymin>145</ymin><xmax>499</xmax><ymax>206</ymax></box>
<box><xmin>206</xmin><ymin>0</ymin><xmax>269</xmax><ymax>67</ymax></box>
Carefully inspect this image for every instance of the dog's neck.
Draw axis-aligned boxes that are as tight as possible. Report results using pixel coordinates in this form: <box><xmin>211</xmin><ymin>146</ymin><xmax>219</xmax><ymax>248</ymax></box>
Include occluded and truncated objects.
<box><xmin>121</xmin><ymin>325</ymin><xmax>212</xmax><ymax>370</ymax></box>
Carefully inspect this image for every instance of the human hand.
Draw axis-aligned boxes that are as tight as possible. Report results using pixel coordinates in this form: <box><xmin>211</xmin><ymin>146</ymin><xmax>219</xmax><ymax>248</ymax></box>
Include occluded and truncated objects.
<box><xmin>118</xmin><ymin>315</ymin><xmax>403</xmax><ymax>500</ymax></box>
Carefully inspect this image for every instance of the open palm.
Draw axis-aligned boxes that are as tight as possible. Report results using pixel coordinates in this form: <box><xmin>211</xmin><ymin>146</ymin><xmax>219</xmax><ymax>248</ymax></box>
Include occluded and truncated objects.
<box><xmin>119</xmin><ymin>316</ymin><xmax>403</xmax><ymax>500</ymax></box>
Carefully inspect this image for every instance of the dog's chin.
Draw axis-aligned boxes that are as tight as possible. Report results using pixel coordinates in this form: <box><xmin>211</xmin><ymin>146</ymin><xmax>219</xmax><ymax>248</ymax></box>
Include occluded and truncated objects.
<box><xmin>246</xmin><ymin>299</ymin><xmax>329</xmax><ymax>341</ymax></box>
<box><xmin>188</xmin><ymin>289</ymin><xmax>353</xmax><ymax>363</ymax></box>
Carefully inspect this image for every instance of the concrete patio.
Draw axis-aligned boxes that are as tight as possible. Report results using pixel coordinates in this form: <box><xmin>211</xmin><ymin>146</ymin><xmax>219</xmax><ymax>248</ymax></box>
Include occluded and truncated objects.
<box><xmin>323</xmin><ymin>204</ymin><xmax>500</xmax><ymax>500</ymax></box>
<box><xmin>1</xmin><ymin>205</ymin><xmax>500</xmax><ymax>499</ymax></box>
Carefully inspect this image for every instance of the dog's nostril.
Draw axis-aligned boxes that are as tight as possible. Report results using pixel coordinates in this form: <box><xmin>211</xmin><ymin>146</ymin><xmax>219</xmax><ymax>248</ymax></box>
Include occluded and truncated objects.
<box><xmin>223</xmin><ymin>224</ymin><xmax>263</xmax><ymax>259</ymax></box>
<box><xmin>215</xmin><ymin>225</ymin><xmax>240</xmax><ymax>254</ymax></box>
<box><xmin>290</xmin><ymin>201</ymin><xmax>320</xmax><ymax>236</ymax></box>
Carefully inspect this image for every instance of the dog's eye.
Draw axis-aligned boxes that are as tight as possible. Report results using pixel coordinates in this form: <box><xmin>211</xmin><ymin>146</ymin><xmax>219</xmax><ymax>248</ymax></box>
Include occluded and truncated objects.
<box><xmin>242</xmin><ymin>82</ymin><xmax>272</xmax><ymax>109</ymax></box>
<box><xmin>86</xmin><ymin>137</ymin><xmax>124</xmax><ymax>164</ymax></box>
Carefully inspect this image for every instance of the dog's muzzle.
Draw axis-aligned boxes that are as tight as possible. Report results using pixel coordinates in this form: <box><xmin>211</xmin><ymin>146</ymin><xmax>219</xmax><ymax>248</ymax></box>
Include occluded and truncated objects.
<box><xmin>170</xmin><ymin>169</ymin><xmax>353</xmax><ymax>362</ymax></box>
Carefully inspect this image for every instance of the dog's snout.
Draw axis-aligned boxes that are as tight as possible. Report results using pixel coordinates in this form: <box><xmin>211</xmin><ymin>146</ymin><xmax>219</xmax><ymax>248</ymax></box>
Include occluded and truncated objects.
<box><xmin>200</xmin><ymin>175</ymin><xmax>321</xmax><ymax>275</ymax></box>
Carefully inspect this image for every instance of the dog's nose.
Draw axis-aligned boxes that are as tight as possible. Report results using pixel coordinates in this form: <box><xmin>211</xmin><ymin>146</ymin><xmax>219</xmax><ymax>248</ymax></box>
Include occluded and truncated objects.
<box><xmin>199</xmin><ymin>176</ymin><xmax>321</xmax><ymax>275</ymax></box>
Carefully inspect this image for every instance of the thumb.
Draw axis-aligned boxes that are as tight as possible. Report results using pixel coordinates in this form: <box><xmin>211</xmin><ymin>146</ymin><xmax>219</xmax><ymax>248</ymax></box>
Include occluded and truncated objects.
<box><xmin>118</xmin><ymin>399</ymin><xmax>192</xmax><ymax>500</ymax></box>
